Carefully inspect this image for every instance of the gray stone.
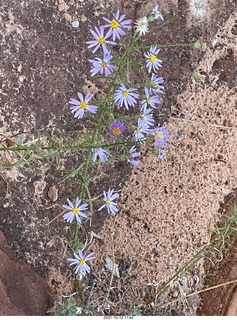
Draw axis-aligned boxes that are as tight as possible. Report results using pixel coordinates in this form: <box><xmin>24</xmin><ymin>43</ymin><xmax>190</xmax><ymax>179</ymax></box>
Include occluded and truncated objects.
<box><xmin>72</xmin><ymin>20</ymin><xmax>79</xmax><ymax>28</ymax></box>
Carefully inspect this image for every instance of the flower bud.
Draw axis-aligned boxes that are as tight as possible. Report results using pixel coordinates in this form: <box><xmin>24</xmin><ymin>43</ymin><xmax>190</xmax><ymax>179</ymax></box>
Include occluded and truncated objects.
<box><xmin>192</xmin><ymin>42</ymin><xmax>203</xmax><ymax>49</ymax></box>
<box><xmin>192</xmin><ymin>72</ymin><xmax>203</xmax><ymax>81</ymax></box>
<box><xmin>152</xmin><ymin>148</ymin><xmax>159</xmax><ymax>156</ymax></box>
<box><xmin>148</xmin><ymin>15</ymin><xmax>155</xmax><ymax>22</ymax></box>
<box><xmin>134</xmin><ymin>114</ymin><xmax>140</xmax><ymax>121</ymax></box>
<box><xmin>130</xmin><ymin>125</ymin><xmax>137</xmax><ymax>131</ymax></box>
<box><xmin>143</xmin><ymin>81</ymin><xmax>154</xmax><ymax>88</ymax></box>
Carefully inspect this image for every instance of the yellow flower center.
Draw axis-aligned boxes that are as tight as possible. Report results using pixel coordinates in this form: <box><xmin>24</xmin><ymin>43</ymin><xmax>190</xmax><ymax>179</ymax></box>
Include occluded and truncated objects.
<box><xmin>137</xmin><ymin>129</ymin><xmax>141</xmax><ymax>134</ymax></box>
<box><xmin>112</xmin><ymin>127</ymin><xmax>120</xmax><ymax>135</ymax></box>
<box><xmin>111</xmin><ymin>20</ymin><xmax>119</xmax><ymax>29</ymax></box>
<box><xmin>150</xmin><ymin>55</ymin><xmax>157</xmax><ymax>63</ymax></box>
<box><xmin>155</xmin><ymin>132</ymin><xmax>163</xmax><ymax>138</ymax></box>
<box><xmin>123</xmin><ymin>91</ymin><xmax>128</xmax><ymax>97</ymax></box>
<box><xmin>107</xmin><ymin>199</ymin><xmax>112</xmax><ymax>205</ymax></box>
<box><xmin>80</xmin><ymin>102</ymin><xmax>87</xmax><ymax>109</ymax></box>
<box><xmin>98</xmin><ymin>36</ymin><xmax>105</xmax><ymax>44</ymax></box>
<box><xmin>141</xmin><ymin>116</ymin><xmax>145</xmax><ymax>120</ymax></box>
<box><xmin>146</xmin><ymin>98</ymin><xmax>151</xmax><ymax>104</ymax></box>
<box><xmin>73</xmin><ymin>208</ymin><xmax>79</xmax><ymax>215</ymax></box>
<box><xmin>80</xmin><ymin>260</ymin><xmax>85</xmax><ymax>266</ymax></box>
<box><xmin>101</xmin><ymin>62</ymin><xmax>107</xmax><ymax>68</ymax></box>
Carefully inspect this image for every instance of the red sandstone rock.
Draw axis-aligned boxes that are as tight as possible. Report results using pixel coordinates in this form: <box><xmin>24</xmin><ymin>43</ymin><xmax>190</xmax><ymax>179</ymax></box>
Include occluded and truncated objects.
<box><xmin>0</xmin><ymin>231</ymin><xmax>54</xmax><ymax>316</ymax></box>
<box><xmin>226</xmin><ymin>288</ymin><xmax>237</xmax><ymax>316</ymax></box>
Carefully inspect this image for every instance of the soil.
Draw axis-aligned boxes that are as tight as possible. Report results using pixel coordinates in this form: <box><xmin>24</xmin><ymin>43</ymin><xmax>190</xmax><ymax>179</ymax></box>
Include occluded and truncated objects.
<box><xmin>0</xmin><ymin>0</ymin><xmax>237</xmax><ymax>316</ymax></box>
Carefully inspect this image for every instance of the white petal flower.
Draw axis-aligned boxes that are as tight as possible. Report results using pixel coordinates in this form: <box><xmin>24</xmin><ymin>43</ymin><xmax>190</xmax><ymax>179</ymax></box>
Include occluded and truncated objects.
<box><xmin>190</xmin><ymin>0</ymin><xmax>207</xmax><ymax>19</ymax></box>
<box><xmin>134</xmin><ymin>17</ymin><xmax>149</xmax><ymax>36</ymax></box>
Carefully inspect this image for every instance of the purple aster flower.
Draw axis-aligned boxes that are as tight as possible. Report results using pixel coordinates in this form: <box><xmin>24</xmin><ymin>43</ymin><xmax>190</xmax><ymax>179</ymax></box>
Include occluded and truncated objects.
<box><xmin>63</xmin><ymin>197</ymin><xmax>88</xmax><ymax>224</ymax></box>
<box><xmin>89</xmin><ymin>51</ymin><xmax>115</xmax><ymax>77</ymax></box>
<box><xmin>145</xmin><ymin>46</ymin><xmax>162</xmax><ymax>73</ymax></box>
<box><xmin>140</xmin><ymin>87</ymin><xmax>161</xmax><ymax>111</ymax></box>
<box><xmin>69</xmin><ymin>92</ymin><xmax>98</xmax><ymax>119</ymax></box>
<box><xmin>86</xmin><ymin>26</ymin><xmax>117</xmax><ymax>54</ymax></box>
<box><xmin>150</xmin><ymin>125</ymin><xmax>170</xmax><ymax>148</ymax></box>
<box><xmin>102</xmin><ymin>10</ymin><xmax>132</xmax><ymax>41</ymax></box>
<box><xmin>138</xmin><ymin>108</ymin><xmax>155</xmax><ymax>128</ymax></box>
<box><xmin>127</xmin><ymin>146</ymin><xmax>140</xmax><ymax>166</ymax></box>
<box><xmin>150</xmin><ymin>73</ymin><xmax>164</xmax><ymax>95</ymax></box>
<box><xmin>114</xmin><ymin>83</ymin><xmax>139</xmax><ymax>110</ymax></box>
<box><xmin>150</xmin><ymin>5</ymin><xmax>164</xmax><ymax>21</ymax></box>
<box><xmin>109</xmin><ymin>119</ymin><xmax>126</xmax><ymax>137</ymax></box>
<box><xmin>133</xmin><ymin>125</ymin><xmax>149</xmax><ymax>142</ymax></box>
<box><xmin>68</xmin><ymin>250</ymin><xmax>96</xmax><ymax>276</ymax></box>
<box><xmin>92</xmin><ymin>147</ymin><xmax>110</xmax><ymax>162</ymax></box>
<box><xmin>98</xmin><ymin>189</ymin><xmax>119</xmax><ymax>215</ymax></box>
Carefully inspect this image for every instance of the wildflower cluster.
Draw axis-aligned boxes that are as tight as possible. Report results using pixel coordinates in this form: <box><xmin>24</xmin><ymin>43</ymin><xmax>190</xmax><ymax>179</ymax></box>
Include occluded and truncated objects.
<box><xmin>63</xmin><ymin>3</ymin><xmax>171</xmax><ymax>283</ymax></box>
<box><xmin>0</xmin><ymin>0</ymin><xmax>209</xmax><ymax>311</ymax></box>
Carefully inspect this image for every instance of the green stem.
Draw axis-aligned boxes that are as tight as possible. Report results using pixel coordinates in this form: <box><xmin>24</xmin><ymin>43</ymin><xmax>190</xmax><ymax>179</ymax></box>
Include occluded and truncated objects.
<box><xmin>159</xmin><ymin>56</ymin><xmax>193</xmax><ymax>75</ymax></box>
<box><xmin>139</xmin><ymin>43</ymin><xmax>194</xmax><ymax>49</ymax></box>
<box><xmin>59</xmin><ymin>162</ymin><xmax>85</xmax><ymax>184</ymax></box>
<box><xmin>76</xmin><ymin>279</ymin><xmax>85</xmax><ymax>303</ymax></box>
<box><xmin>85</xmin><ymin>184</ymin><xmax>93</xmax><ymax>216</ymax></box>
<box><xmin>146</xmin><ymin>217</ymin><xmax>237</xmax><ymax>305</ymax></box>
<box><xmin>129</xmin><ymin>56</ymin><xmax>150</xmax><ymax>83</ymax></box>
<box><xmin>0</xmin><ymin>139</ymin><xmax>136</xmax><ymax>153</ymax></box>
<box><xmin>148</xmin><ymin>14</ymin><xmax>183</xmax><ymax>34</ymax></box>
<box><xmin>72</xmin><ymin>34</ymin><xmax>139</xmax><ymax>247</ymax></box>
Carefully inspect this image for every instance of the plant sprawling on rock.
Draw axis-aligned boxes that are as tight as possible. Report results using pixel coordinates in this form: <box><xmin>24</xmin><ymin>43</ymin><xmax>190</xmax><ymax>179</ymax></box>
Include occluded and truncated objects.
<box><xmin>64</xmin><ymin>4</ymin><xmax>170</xmax><ymax>284</ymax></box>
<box><xmin>0</xmin><ymin>1</ymin><xmax>207</xmax><ymax>315</ymax></box>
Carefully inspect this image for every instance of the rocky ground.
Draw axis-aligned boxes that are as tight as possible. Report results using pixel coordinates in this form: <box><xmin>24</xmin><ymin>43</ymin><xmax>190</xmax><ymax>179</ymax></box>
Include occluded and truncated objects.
<box><xmin>0</xmin><ymin>0</ymin><xmax>237</xmax><ymax>316</ymax></box>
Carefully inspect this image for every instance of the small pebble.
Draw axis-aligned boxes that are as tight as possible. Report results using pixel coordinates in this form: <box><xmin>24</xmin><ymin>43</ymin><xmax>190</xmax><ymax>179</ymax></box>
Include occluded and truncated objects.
<box><xmin>121</xmin><ymin>259</ymin><xmax>129</xmax><ymax>271</ymax></box>
<box><xmin>187</xmin><ymin>144</ymin><xmax>192</xmax><ymax>150</ymax></box>
<box><xmin>72</xmin><ymin>20</ymin><xmax>79</xmax><ymax>28</ymax></box>
<box><xmin>178</xmin><ymin>130</ymin><xmax>184</xmax><ymax>137</ymax></box>
<box><xmin>18</xmin><ymin>75</ymin><xmax>25</xmax><ymax>83</ymax></box>
<box><xmin>48</xmin><ymin>184</ymin><xmax>58</xmax><ymax>202</ymax></box>
<box><xmin>173</xmin><ymin>290</ymin><xmax>179</xmax><ymax>298</ymax></box>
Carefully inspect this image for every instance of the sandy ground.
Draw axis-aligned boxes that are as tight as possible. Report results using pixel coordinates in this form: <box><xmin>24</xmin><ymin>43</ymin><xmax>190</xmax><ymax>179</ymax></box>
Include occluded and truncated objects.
<box><xmin>86</xmin><ymin>9</ymin><xmax>237</xmax><ymax>316</ymax></box>
<box><xmin>0</xmin><ymin>0</ymin><xmax>237</xmax><ymax>316</ymax></box>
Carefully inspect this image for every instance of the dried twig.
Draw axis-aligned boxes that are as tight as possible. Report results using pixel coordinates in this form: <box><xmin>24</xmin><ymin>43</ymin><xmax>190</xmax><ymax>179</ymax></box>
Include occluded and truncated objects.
<box><xmin>107</xmin><ymin>232</ymin><xmax>115</xmax><ymax>296</ymax></box>
<box><xmin>157</xmin><ymin>278</ymin><xmax>237</xmax><ymax>309</ymax></box>
<box><xmin>47</xmin><ymin>209</ymin><xmax>67</xmax><ymax>225</ymax></box>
